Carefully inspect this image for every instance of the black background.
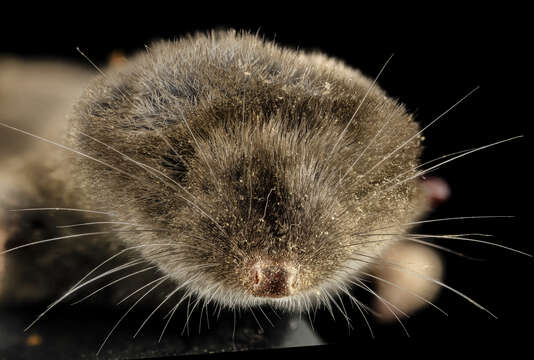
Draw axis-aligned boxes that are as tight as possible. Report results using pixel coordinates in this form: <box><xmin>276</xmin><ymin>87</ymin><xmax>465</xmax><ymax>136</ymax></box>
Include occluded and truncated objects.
<box><xmin>1</xmin><ymin>5</ymin><xmax>531</xmax><ymax>358</ymax></box>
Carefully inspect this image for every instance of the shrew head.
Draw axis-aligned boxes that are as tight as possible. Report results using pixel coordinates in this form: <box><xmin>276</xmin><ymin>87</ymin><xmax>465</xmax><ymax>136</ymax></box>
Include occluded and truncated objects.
<box><xmin>70</xmin><ymin>30</ymin><xmax>428</xmax><ymax>310</ymax></box>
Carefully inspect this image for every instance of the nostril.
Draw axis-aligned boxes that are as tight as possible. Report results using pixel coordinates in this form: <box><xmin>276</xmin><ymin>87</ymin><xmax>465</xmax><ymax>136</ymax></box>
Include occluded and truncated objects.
<box><xmin>250</xmin><ymin>262</ymin><xmax>297</xmax><ymax>298</ymax></box>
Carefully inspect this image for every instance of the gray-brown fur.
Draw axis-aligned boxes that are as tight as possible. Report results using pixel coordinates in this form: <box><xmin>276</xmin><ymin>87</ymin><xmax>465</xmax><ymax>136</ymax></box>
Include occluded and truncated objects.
<box><xmin>1</xmin><ymin>30</ymin><xmax>430</xmax><ymax>311</ymax></box>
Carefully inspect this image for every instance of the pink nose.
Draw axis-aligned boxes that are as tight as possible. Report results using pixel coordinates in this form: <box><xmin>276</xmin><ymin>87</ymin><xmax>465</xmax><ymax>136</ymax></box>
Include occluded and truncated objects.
<box><xmin>251</xmin><ymin>264</ymin><xmax>295</xmax><ymax>298</ymax></box>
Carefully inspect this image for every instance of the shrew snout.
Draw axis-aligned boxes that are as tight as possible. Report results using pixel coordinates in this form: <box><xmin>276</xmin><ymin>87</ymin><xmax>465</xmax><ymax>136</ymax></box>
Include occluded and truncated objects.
<box><xmin>250</xmin><ymin>261</ymin><xmax>298</xmax><ymax>298</ymax></box>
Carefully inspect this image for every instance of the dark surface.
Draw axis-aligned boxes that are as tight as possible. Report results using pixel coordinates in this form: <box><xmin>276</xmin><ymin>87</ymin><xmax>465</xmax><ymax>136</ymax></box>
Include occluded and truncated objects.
<box><xmin>1</xmin><ymin>6</ymin><xmax>531</xmax><ymax>359</ymax></box>
<box><xmin>0</xmin><ymin>304</ymin><xmax>320</xmax><ymax>359</ymax></box>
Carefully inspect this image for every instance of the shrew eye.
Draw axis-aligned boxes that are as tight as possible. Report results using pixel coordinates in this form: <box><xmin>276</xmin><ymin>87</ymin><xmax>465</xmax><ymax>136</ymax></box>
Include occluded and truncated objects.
<box><xmin>161</xmin><ymin>153</ymin><xmax>188</xmax><ymax>183</ymax></box>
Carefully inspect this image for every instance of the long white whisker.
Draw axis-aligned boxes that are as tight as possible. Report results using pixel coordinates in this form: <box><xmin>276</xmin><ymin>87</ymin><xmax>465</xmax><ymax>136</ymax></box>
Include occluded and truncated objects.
<box><xmin>258</xmin><ymin>306</ymin><xmax>274</xmax><ymax>327</ymax></box>
<box><xmin>383</xmin><ymin>135</ymin><xmax>523</xmax><ymax>193</ymax></box>
<box><xmin>77</xmin><ymin>131</ymin><xmax>226</xmax><ymax>235</ymax></box>
<box><xmin>346</xmin><ymin>234</ymin><xmax>483</xmax><ymax>259</ymax></box>
<box><xmin>57</xmin><ymin>221</ymin><xmax>143</xmax><ymax>228</ymax></box>
<box><xmin>24</xmin><ymin>259</ymin><xmax>147</xmax><ymax>331</ymax></box>
<box><xmin>158</xmin><ymin>298</ymin><xmax>181</xmax><ymax>343</ymax></box>
<box><xmin>1</xmin><ymin>232</ymin><xmax>111</xmax><ymax>255</ymax></box>
<box><xmin>360</xmin><ymin>270</ymin><xmax>448</xmax><ymax>316</ymax></box>
<box><xmin>8</xmin><ymin>207</ymin><xmax>114</xmax><ymax>216</ymax></box>
<box><xmin>70</xmin><ymin>266</ymin><xmax>158</xmax><ymax>305</ymax></box>
<box><xmin>0</xmin><ymin>121</ymin><xmax>138</xmax><ymax>180</ymax></box>
<box><xmin>354</xmin><ymin>87</ymin><xmax>479</xmax><ymax>185</ymax></box>
<box><xmin>349</xmin><ymin>278</ymin><xmax>409</xmax><ymax>336</ymax></box>
<box><xmin>338</xmin><ymin>106</ymin><xmax>400</xmax><ymax>184</ymax></box>
<box><xmin>116</xmin><ymin>274</ymin><xmax>170</xmax><ymax>305</ymax></box>
<box><xmin>336</xmin><ymin>273</ymin><xmax>408</xmax><ymax>318</ymax></box>
<box><xmin>96</xmin><ymin>277</ymin><xmax>168</xmax><ymax>356</ymax></box>
<box><xmin>329</xmin><ymin>54</ymin><xmax>394</xmax><ymax>156</ymax></box>
<box><xmin>76</xmin><ymin>47</ymin><xmax>106</xmax><ymax>76</ymax></box>
<box><xmin>133</xmin><ymin>286</ymin><xmax>183</xmax><ymax>339</ymax></box>
<box><xmin>349</xmin><ymin>231</ymin><xmax>529</xmax><ymax>257</ymax></box>
<box><xmin>134</xmin><ymin>268</ymin><xmax>215</xmax><ymax>338</ymax></box>
<box><xmin>352</xmin><ymin>216</ymin><xmax>514</xmax><ymax>236</ymax></box>
<box><xmin>1</xmin><ymin>229</ymin><xmax>166</xmax><ymax>255</ymax></box>
<box><xmin>406</xmin><ymin>233</ymin><xmax>531</xmax><ymax>257</ymax></box>
<box><xmin>342</xmin><ymin>285</ymin><xmax>374</xmax><ymax>338</ymax></box>
<box><xmin>71</xmin><ymin>243</ymin><xmax>178</xmax><ymax>290</ymax></box>
<box><xmin>248</xmin><ymin>305</ymin><xmax>264</xmax><ymax>333</ymax></box>
<box><xmin>349</xmin><ymin>252</ymin><xmax>497</xmax><ymax>318</ymax></box>
<box><xmin>385</xmin><ymin>147</ymin><xmax>475</xmax><ymax>184</ymax></box>
<box><xmin>182</xmin><ymin>295</ymin><xmax>203</xmax><ymax>336</ymax></box>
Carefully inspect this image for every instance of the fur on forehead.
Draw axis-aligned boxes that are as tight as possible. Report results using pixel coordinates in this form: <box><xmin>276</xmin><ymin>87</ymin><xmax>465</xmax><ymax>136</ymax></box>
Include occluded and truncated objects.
<box><xmin>72</xmin><ymin>28</ymin><xmax>420</xmax><ymax>182</ymax></box>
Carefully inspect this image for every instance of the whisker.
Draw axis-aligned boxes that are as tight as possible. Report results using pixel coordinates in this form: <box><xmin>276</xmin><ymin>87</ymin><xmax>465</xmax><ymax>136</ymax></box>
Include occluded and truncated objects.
<box><xmin>348</xmin><ymin>278</ymin><xmax>408</xmax><ymax>336</ymax></box>
<box><xmin>406</xmin><ymin>233</ymin><xmax>532</xmax><ymax>257</ymax></box>
<box><xmin>24</xmin><ymin>258</ymin><xmax>148</xmax><ymax>331</ymax></box>
<box><xmin>77</xmin><ymin>131</ymin><xmax>227</xmax><ymax>235</ymax></box>
<box><xmin>385</xmin><ymin>147</ymin><xmax>476</xmax><ymax>184</ymax></box>
<box><xmin>134</xmin><ymin>266</ymin><xmax>216</xmax><ymax>338</ymax></box>
<box><xmin>336</xmin><ymin>272</ymin><xmax>408</xmax><ymax>318</ymax></box>
<box><xmin>77</xmin><ymin>131</ymin><xmax>178</xmax><ymax>190</ymax></box>
<box><xmin>0</xmin><ymin>121</ymin><xmax>138</xmax><ymax>180</ymax></box>
<box><xmin>8</xmin><ymin>207</ymin><xmax>114</xmax><ymax>216</ymax></box>
<box><xmin>248</xmin><ymin>305</ymin><xmax>264</xmax><ymax>333</ymax></box>
<box><xmin>352</xmin><ymin>216</ymin><xmax>514</xmax><ymax>236</ymax></box>
<box><xmin>381</xmin><ymin>135</ymin><xmax>523</xmax><ymax>194</ymax></box>
<box><xmin>338</xmin><ymin>106</ymin><xmax>400</xmax><ymax>184</ymax></box>
<box><xmin>349</xmin><ymin>231</ymin><xmax>530</xmax><ymax>257</ymax></box>
<box><xmin>57</xmin><ymin>221</ymin><xmax>144</xmax><ymax>228</ymax></box>
<box><xmin>70</xmin><ymin>265</ymin><xmax>158</xmax><ymax>305</ymax></box>
<box><xmin>177</xmin><ymin>107</ymin><xmax>221</xmax><ymax>194</ymax></box>
<box><xmin>329</xmin><ymin>54</ymin><xmax>394</xmax><ymax>156</ymax></box>
<box><xmin>345</xmin><ymin>234</ymin><xmax>482</xmax><ymax>259</ymax></box>
<box><xmin>204</xmin><ymin>298</ymin><xmax>211</xmax><ymax>330</ymax></box>
<box><xmin>158</xmin><ymin>297</ymin><xmax>182</xmax><ymax>343</ymax></box>
<box><xmin>336</xmin><ymin>278</ymin><xmax>404</xmax><ymax>328</ymax></box>
<box><xmin>182</xmin><ymin>295</ymin><xmax>203</xmax><ymax>336</ymax></box>
<box><xmin>232</xmin><ymin>308</ymin><xmax>237</xmax><ymax>343</ymax></box>
<box><xmin>347</xmin><ymin>251</ymin><xmax>497</xmax><ymax>318</ymax></box>
<box><xmin>117</xmin><ymin>274</ymin><xmax>170</xmax><ymax>307</ymax></box>
<box><xmin>1</xmin><ymin>232</ymin><xmax>112</xmax><ymax>255</ymax></box>
<box><xmin>1</xmin><ymin>86</ymin><xmax>225</xmax><ymax>237</ymax></box>
<box><xmin>71</xmin><ymin>243</ymin><xmax>179</xmax><ymax>291</ymax></box>
<box><xmin>268</xmin><ymin>304</ymin><xmax>281</xmax><ymax>320</ymax></box>
<box><xmin>198</xmin><ymin>298</ymin><xmax>207</xmax><ymax>334</ymax></box>
<box><xmin>359</xmin><ymin>270</ymin><xmax>448</xmax><ymax>316</ymax></box>
<box><xmin>319</xmin><ymin>289</ymin><xmax>336</xmax><ymax>321</ymax></box>
<box><xmin>96</xmin><ymin>277</ymin><xmax>168</xmax><ymax>356</ymax></box>
<box><xmin>341</xmin><ymin>285</ymin><xmax>374</xmax><ymax>338</ymax></box>
<box><xmin>133</xmin><ymin>286</ymin><xmax>183</xmax><ymax>339</ymax></box>
<box><xmin>352</xmin><ymin>87</ymin><xmax>479</xmax><ymax>186</ymax></box>
<box><xmin>336</xmin><ymin>292</ymin><xmax>352</xmax><ymax>330</ymax></box>
<box><xmin>76</xmin><ymin>47</ymin><xmax>106</xmax><ymax>76</ymax></box>
<box><xmin>1</xmin><ymin>229</ymin><xmax>167</xmax><ymax>255</ymax></box>
<box><xmin>258</xmin><ymin>306</ymin><xmax>274</xmax><ymax>328</ymax></box>
<box><xmin>78</xmin><ymin>46</ymin><xmax>182</xmax><ymax>160</ymax></box>
<box><xmin>400</xmin><ymin>237</ymin><xmax>483</xmax><ymax>259</ymax></box>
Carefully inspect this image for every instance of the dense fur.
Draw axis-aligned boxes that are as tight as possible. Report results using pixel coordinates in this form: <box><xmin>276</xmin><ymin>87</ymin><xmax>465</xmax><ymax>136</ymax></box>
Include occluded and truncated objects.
<box><xmin>64</xmin><ymin>29</ymin><xmax>428</xmax><ymax>310</ymax></box>
<box><xmin>1</xmin><ymin>30</ymin><xmax>430</xmax><ymax>313</ymax></box>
